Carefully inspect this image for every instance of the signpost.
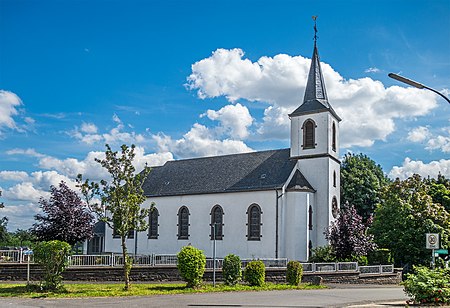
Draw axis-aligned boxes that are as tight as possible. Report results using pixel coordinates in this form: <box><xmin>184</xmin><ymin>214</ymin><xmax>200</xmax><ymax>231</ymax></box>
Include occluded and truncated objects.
<box><xmin>426</xmin><ymin>233</ymin><xmax>440</xmax><ymax>268</ymax></box>
<box><xmin>23</xmin><ymin>250</ymin><xmax>33</xmax><ymax>285</ymax></box>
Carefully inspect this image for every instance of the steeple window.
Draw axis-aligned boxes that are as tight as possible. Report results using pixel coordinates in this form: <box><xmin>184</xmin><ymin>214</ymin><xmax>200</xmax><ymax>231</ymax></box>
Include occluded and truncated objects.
<box><xmin>332</xmin><ymin>122</ymin><xmax>337</xmax><ymax>152</ymax></box>
<box><xmin>302</xmin><ymin>119</ymin><xmax>316</xmax><ymax>149</ymax></box>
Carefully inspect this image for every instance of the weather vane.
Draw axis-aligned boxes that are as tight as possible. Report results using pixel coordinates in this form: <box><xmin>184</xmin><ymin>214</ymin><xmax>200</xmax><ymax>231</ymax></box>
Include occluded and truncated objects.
<box><xmin>312</xmin><ymin>16</ymin><xmax>318</xmax><ymax>43</ymax></box>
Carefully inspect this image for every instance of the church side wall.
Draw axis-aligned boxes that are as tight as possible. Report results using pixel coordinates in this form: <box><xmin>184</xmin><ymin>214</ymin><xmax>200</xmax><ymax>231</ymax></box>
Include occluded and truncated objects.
<box><xmin>282</xmin><ymin>191</ymin><xmax>310</xmax><ymax>261</ymax></box>
<box><xmin>103</xmin><ymin>191</ymin><xmax>277</xmax><ymax>259</ymax></box>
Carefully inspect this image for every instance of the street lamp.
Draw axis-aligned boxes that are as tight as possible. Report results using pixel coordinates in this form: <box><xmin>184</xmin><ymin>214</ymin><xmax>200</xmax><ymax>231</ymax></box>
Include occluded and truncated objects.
<box><xmin>388</xmin><ymin>73</ymin><xmax>450</xmax><ymax>104</ymax></box>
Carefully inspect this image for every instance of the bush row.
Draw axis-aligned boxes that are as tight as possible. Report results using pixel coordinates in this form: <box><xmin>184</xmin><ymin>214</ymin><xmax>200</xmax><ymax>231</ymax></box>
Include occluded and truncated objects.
<box><xmin>176</xmin><ymin>246</ymin><xmax>304</xmax><ymax>287</ymax></box>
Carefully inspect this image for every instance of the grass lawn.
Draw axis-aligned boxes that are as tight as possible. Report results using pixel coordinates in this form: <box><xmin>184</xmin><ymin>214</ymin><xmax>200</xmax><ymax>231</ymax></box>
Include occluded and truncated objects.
<box><xmin>0</xmin><ymin>282</ymin><xmax>325</xmax><ymax>298</ymax></box>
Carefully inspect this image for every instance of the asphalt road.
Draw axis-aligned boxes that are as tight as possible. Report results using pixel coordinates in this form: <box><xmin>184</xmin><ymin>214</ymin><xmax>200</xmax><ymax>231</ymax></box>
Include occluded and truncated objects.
<box><xmin>0</xmin><ymin>285</ymin><xmax>408</xmax><ymax>308</ymax></box>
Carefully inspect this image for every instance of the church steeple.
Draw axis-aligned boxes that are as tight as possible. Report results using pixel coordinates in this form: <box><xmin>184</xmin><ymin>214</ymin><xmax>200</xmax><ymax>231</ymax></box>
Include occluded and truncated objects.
<box><xmin>289</xmin><ymin>18</ymin><xmax>341</xmax><ymax>121</ymax></box>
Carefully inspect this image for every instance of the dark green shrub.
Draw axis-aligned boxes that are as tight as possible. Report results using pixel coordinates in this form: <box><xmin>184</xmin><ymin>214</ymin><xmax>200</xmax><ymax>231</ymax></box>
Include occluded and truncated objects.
<box><xmin>286</xmin><ymin>260</ymin><xmax>303</xmax><ymax>286</ymax></box>
<box><xmin>222</xmin><ymin>254</ymin><xmax>242</xmax><ymax>286</ymax></box>
<box><xmin>309</xmin><ymin>246</ymin><xmax>336</xmax><ymax>262</ymax></box>
<box><xmin>33</xmin><ymin>240</ymin><xmax>71</xmax><ymax>291</ymax></box>
<box><xmin>367</xmin><ymin>248</ymin><xmax>393</xmax><ymax>265</ymax></box>
<box><xmin>244</xmin><ymin>260</ymin><xmax>265</xmax><ymax>286</ymax></box>
<box><xmin>177</xmin><ymin>245</ymin><xmax>206</xmax><ymax>288</ymax></box>
<box><xmin>402</xmin><ymin>266</ymin><xmax>450</xmax><ymax>305</ymax></box>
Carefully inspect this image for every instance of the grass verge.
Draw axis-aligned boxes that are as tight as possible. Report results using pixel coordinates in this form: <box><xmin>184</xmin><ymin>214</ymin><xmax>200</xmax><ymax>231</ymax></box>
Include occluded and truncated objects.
<box><xmin>0</xmin><ymin>282</ymin><xmax>325</xmax><ymax>298</ymax></box>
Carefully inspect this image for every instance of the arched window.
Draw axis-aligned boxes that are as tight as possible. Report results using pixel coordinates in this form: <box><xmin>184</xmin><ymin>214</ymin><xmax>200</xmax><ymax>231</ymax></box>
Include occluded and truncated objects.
<box><xmin>247</xmin><ymin>204</ymin><xmax>262</xmax><ymax>241</ymax></box>
<box><xmin>332</xmin><ymin>122</ymin><xmax>337</xmax><ymax>152</ymax></box>
<box><xmin>308</xmin><ymin>205</ymin><xmax>313</xmax><ymax>231</ymax></box>
<box><xmin>210</xmin><ymin>205</ymin><xmax>224</xmax><ymax>240</ymax></box>
<box><xmin>302</xmin><ymin>119</ymin><xmax>315</xmax><ymax>149</ymax></box>
<box><xmin>177</xmin><ymin>206</ymin><xmax>189</xmax><ymax>240</ymax></box>
<box><xmin>332</xmin><ymin>197</ymin><xmax>339</xmax><ymax>219</ymax></box>
<box><xmin>333</xmin><ymin>171</ymin><xmax>337</xmax><ymax>188</ymax></box>
<box><xmin>148</xmin><ymin>207</ymin><xmax>159</xmax><ymax>239</ymax></box>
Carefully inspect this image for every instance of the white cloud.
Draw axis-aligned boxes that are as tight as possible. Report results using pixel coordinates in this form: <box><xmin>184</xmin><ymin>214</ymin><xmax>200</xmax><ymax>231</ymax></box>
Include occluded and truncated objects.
<box><xmin>186</xmin><ymin>48</ymin><xmax>439</xmax><ymax>148</ymax></box>
<box><xmin>80</xmin><ymin>122</ymin><xmax>98</xmax><ymax>134</ymax></box>
<box><xmin>364</xmin><ymin>67</ymin><xmax>380</xmax><ymax>73</ymax></box>
<box><xmin>0</xmin><ymin>171</ymin><xmax>29</xmax><ymax>182</ymax></box>
<box><xmin>389</xmin><ymin>157</ymin><xmax>450</xmax><ymax>180</ymax></box>
<box><xmin>0</xmin><ymin>90</ymin><xmax>22</xmax><ymax>133</ymax></box>
<box><xmin>69</xmin><ymin>118</ymin><xmax>147</xmax><ymax>146</ymax></box>
<box><xmin>203</xmin><ymin>103</ymin><xmax>253</xmax><ymax>139</ymax></box>
<box><xmin>4</xmin><ymin>182</ymin><xmax>50</xmax><ymax>202</ymax></box>
<box><xmin>153</xmin><ymin>123</ymin><xmax>253</xmax><ymax>159</ymax></box>
<box><xmin>425</xmin><ymin>127</ymin><xmax>450</xmax><ymax>153</ymax></box>
<box><xmin>407</xmin><ymin>126</ymin><xmax>430</xmax><ymax>142</ymax></box>
<box><xmin>6</xmin><ymin>148</ymin><xmax>46</xmax><ymax>158</ymax></box>
<box><xmin>407</xmin><ymin>126</ymin><xmax>450</xmax><ymax>153</ymax></box>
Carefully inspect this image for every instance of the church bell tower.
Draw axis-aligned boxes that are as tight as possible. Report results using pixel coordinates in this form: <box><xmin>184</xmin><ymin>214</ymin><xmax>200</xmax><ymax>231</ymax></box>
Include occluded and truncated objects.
<box><xmin>289</xmin><ymin>18</ymin><xmax>341</xmax><ymax>247</ymax></box>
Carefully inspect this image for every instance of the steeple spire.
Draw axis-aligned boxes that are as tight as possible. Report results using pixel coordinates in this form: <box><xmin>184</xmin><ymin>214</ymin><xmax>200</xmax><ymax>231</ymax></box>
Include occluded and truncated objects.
<box><xmin>290</xmin><ymin>17</ymin><xmax>341</xmax><ymax>121</ymax></box>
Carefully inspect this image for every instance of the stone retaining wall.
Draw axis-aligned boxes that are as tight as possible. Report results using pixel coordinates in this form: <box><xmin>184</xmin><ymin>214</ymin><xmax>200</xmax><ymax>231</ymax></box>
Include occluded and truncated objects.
<box><xmin>0</xmin><ymin>264</ymin><xmax>401</xmax><ymax>284</ymax></box>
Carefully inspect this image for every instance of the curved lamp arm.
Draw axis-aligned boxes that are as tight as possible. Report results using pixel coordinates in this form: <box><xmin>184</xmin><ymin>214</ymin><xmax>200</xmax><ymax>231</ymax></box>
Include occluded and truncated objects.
<box><xmin>388</xmin><ymin>73</ymin><xmax>450</xmax><ymax>104</ymax></box>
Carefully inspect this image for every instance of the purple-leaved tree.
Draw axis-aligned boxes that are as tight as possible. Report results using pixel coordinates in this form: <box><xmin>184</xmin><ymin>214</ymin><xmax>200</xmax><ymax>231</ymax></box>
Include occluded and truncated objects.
<box><xmin>325</xmin><ymin>203</ymin><xmax>376</xmax><ymax>260</ymax></box>
<box><xmin>32</xmin><ymin>181</ymin><xmax>95</xmax><ymax>246</ymax></box>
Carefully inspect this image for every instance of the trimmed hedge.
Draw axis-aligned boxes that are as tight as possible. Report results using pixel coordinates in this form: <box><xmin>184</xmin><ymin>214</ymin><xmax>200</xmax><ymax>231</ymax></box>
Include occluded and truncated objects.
<box><xmin>286</xmin><ymin>260</ymin><xmax>303</xmax><ymax>286</ymax></box>
<box><xmin>177</xmin><ymin>245</ymin><xmax>206</xmax><ymax>288</ymax></box>
<box><xmin>244</xmin><ymin>260</ymin><xmax>265</xmax><ymax>286</ymax></box>
<box><xmin>222</xmin><ymin>254</ymin><xmax>242</xmax><ymax>286</ymax></box>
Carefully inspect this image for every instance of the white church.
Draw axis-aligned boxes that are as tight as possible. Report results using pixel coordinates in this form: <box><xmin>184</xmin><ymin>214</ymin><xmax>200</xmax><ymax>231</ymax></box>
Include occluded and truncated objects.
<box><xmin>89</xmin><ymin>38</ymin><xmax>341</xmax><ymax>262</ymax></box>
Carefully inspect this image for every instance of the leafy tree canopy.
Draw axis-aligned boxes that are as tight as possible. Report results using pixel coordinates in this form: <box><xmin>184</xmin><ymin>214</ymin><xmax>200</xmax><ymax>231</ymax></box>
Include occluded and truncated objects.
<box><xmin>325</xmin><ymin>204</ymin><xmax>376</xmax><ymax>261</ymax></box>
<box><xmin>0</xmin><ymin>190</ymin><xmax>8</xmax><ymax>244</ymax></box>
<box><xmin>341</xmin><ymin>153</ymin><xmax>390</xmax><ymax>221</ymax></box>
<box><xmin>371</xmin><ymin>174</ymin><xmax>450</xmax><ymax>267</ymax></box>
<box><xmin>31</xmin><ymin>181</ymin><xmax>95</xmax><ymax>246</ymax></box>
<box><xmin>77</xmin><ymin>144</ymin><xmax>151</xmax><ymax>291</ymax></box>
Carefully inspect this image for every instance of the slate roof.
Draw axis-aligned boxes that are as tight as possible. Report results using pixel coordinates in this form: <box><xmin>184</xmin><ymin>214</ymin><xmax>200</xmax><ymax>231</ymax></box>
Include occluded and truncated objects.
<box><xmin>142</xmin><ymin>148</ymin><xmax>313</xmax><ymax>197</ymax></box>
<box><xmin>290</xmin><ymin>43</ymin><xmax>341</xmax><ymax>121</ymax></box>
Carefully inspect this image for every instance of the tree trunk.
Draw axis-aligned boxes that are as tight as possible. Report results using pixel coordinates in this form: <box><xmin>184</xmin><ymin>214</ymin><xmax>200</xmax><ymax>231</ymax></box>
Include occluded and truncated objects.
<box><xmin>121</xmin><ymin>236</ymin><xmax>131</xmax><ymax>290</ymax></box>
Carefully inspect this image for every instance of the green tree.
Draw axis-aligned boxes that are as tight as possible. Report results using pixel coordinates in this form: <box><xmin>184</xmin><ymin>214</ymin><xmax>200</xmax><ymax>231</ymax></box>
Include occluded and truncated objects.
<box><xmin>0</xmin><ymin>190</ymin><xmax>8</xmax><ymax>244</ymax></box>
<box><xmin>426</xmin><ymin>175</ymin><xmax>450</xmax><ymax>212</ymax></box>
<box><xmin>77</xmin><ymin>144</ymin><xmax>151</xmax><ymax>290</ymax></box>
<box><xmin>371</xmin><ymin>175</ymin><xmax>450</xmax><ymax>267</ymax></box>
<box><xmin>8</xmin><ymin>229</ymin><xmax>36</xmax><ymax>247</ymax></box>
<box><xmin>340</xmin><ymin>153</ymin><xmax>389</xmax><ymax>221</ymax></box>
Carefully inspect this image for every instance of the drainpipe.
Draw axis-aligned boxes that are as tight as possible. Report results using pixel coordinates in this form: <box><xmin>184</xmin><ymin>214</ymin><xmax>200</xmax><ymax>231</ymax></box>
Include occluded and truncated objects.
<box><xmin>275</xmin><ymin>189</ymin><xmax>284</xmax><ymax>259</ymax></box>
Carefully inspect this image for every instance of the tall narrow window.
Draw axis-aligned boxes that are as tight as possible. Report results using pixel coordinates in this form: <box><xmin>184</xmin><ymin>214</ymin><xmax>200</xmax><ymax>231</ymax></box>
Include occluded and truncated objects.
<box><xmin>210</xmin><ymin>205</ymin><xmax>224</xmax><ymax>240</ymax></box>
<box><xmin>247</xmin><ymin>204</ymin><xmax>262</xmax><ymax>241</ymax></box>
<box><xmin>333</xmin><ymin>171</ymin><xmax>337</xmax><ymax>188</ymax></box>
<box><xmin>302</xmin><ymin>119</ymin><xmax>315</xmax><ymax>149</ymax></box>
<box><xmin>178</xmin><ymin>206</ymin><xmax>189</xmax><ymax>240</ymax></box>
<box><xmin>308</xmin><ymin>205</ymin><xmax>313</xmax><ymax>230</ymax></box>
<box><xmin>148</xmin><ymin>207</ymin><xmax>159</xmax><ymax>239</ymax></box>
<box><xmin>332</xmin><ymin>122</ymin><xmax>337</xmax><ymax>152</ymax></box>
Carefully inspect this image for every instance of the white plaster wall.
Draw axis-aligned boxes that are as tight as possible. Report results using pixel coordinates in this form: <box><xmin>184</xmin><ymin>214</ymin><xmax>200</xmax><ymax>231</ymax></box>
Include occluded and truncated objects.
<box><xmin>103</xmin><ymin>190</ymin><xmax>278</xmax><ymax>259</ymax></box>
<box><xmin>290</xmin><ymin>112</ymin><xmax>340</xmax><ymax>160</ymax></box>
<box><xmin>282</xmin><ymin>191</ymin><xmax>309</xmax><ymax>261</ymax></box>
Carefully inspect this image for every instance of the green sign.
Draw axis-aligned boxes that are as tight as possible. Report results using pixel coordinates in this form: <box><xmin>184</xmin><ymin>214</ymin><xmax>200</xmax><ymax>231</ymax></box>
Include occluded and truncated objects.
<box><xmin>435</xmin><ymin>249</ymin><xmax>448</xmax><ymax>254</ymax></box>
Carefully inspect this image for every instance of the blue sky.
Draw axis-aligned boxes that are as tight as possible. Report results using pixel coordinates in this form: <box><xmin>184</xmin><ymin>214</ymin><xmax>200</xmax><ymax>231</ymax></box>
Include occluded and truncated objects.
<box><xmin>1</xmin><ymin>0</ymin><xmax>449</xmax><ymax>231</ymax></box>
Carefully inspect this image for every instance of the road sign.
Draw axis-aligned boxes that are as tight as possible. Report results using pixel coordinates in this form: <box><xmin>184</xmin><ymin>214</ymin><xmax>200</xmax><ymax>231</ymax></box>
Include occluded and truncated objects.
<box><xmin>435</xmin><ymin>249</ymin><xmax>448</xmax><ymax>254</ymax></box>
<box><xmin>426</xmin><ymin>233</ymin><xmax>439</xmax><ymax>249</ymax></box>
<box><xmin>23</xmin><ymin>250</ymin><xmax>33</xmax><ymax>255</ymax></box>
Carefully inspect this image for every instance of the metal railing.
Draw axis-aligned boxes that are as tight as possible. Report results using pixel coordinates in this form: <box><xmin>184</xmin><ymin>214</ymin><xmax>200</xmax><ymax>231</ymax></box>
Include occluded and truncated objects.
<box><xmin>359</xmin><ymin>264</ymin><xmax>394</xmax><ymax>275</ymax></box>
<box><xmin>0</xmin><ymin>249</ymin><xmax>33</xmax><ymax>263</ymax></box>
<box><xmin>1</xmin><ymin>250</ymin><xmax>394</xmax><ymax>275</ymax></box>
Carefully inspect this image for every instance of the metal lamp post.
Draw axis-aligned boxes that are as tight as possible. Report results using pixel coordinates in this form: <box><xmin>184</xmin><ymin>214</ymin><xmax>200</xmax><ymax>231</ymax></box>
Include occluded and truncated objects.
<box><xmin>388</xmin><ymin>73</ymin><xmax>450</xmax><ymax>104</ymax></box>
